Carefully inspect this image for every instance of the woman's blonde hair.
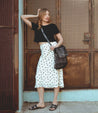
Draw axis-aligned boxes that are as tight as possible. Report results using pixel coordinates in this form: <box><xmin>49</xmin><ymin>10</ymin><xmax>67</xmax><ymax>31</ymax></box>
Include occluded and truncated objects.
<box><xmin>37</xmin><ymin>8</ymin><xmax>52</xmax><ymax>29</ymax></box>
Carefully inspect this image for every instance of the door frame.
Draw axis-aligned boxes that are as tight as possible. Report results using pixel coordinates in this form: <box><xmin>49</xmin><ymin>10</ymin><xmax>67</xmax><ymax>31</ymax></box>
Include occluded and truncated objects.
<box><xmin>13</xmin><ymin>0</ymin><xmax>19</xmax><ymax>111</ymax></box>
<box><xmin>23</xmin><ymin>0</ymin><xmax>97</xmax><ymax>90</ymax></box>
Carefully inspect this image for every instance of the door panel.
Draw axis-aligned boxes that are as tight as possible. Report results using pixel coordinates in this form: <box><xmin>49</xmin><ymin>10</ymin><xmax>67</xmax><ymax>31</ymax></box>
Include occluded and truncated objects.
<box><xmin>0</xmin><ymin>0</ymin><xmax>13</xmax><ymax>26</ymax></box>
<box><xmin>64</xmin><ymin>52</ymin><xmax>90</xmax><ymax>88</ymax></box>
<box><xmin>61</xmin><ymin>0</ymin><xmax>89</xmax><ymax>49</ymax></box>
<box><xmin>0</xmin><ymin>0</ymin><xmax>18</xmax><ymax>111</ymax></box>
<box><xmin>0</xmin><ymin>29</ymin><xmax>13</xmax><ymax>110</ymax></box>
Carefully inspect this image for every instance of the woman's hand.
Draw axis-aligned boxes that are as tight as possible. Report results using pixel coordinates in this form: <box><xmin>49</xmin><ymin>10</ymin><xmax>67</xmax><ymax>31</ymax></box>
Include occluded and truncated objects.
<box><xmin>50</xmin><ymin>46</ymin><xmax>56</xmax><ymax>51</ymax></box>
<box><xmin>37</xmin><ymin>8</ymin><xmax>41</xmax><ymax>16</ymax></box>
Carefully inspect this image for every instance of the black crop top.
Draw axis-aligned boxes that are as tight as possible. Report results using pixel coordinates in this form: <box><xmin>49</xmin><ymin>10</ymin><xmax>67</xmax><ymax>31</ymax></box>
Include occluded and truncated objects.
<box><xmin>31</xmin><ymin>22</ymin><xmax>60</xmax><ymax>43</ymax></box>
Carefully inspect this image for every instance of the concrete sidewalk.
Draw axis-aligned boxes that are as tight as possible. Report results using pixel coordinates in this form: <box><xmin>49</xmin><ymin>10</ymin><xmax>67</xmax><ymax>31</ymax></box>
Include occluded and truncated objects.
<box><xmin>16</xmin><ymin>101</ymin><xmax>98</xmax><ymax>113</ymax></box>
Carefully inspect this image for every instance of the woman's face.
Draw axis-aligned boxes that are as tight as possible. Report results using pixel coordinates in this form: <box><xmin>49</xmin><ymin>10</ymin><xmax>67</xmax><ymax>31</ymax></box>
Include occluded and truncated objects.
<box><xmin>42</xmin><ymin>11</ymin><xmax>50</xmax><ymax>22</ymax></box>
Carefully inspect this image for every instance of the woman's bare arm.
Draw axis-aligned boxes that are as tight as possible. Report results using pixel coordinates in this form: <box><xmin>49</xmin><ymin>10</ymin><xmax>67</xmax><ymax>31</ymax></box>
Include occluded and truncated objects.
<box><xmin>21</xmin><ymin>9</ymin><xmax>41</xmax><ymax>28</ymax></box>
<box><xmin>55</xmin><ymin>33</ymin><xmax>63</xmax><ymax>47</ymax></box>
<box><xmin>50</xmin><ymin>33</ymin><xmax>64</xmax><ymax>50</ymax></box>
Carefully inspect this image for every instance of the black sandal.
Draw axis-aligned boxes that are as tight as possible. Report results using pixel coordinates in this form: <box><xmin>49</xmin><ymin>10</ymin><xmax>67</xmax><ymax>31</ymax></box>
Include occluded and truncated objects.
<box><xmin>29</xmin><ymin>104</ymin><xmax>45</xmax><ymax>110</ymax></box>
<box><xmin>49</xmin><ymin>104</ymin><xmax>58</xmax><ymax>111</ymax></box>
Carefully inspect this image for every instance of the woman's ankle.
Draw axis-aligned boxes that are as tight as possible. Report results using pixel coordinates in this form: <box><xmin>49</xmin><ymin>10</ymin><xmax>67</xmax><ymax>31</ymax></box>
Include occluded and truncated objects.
<box><xmin>52</xmin><ymin>101</ymin><xmax>58</xmax><ymax>105</ymax></box>
<box><xmin>39</xmin><ymin>102</ymin><xmax>45</xmax><ymax>105</ymax></box>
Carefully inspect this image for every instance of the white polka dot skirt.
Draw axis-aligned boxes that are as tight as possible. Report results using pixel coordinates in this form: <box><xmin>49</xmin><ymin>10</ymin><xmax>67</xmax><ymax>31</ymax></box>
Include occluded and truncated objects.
<box><xmin>35</xmin><ymin>41</ymin><xmax>64</xmax><ymax>88</ymax></box>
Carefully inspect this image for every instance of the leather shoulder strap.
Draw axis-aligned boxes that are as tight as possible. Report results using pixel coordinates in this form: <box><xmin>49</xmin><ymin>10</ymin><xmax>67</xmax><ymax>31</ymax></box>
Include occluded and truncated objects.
<box><xmin>41</xmin><ymin>28</ymin><xmax>52</xmax><ymax>46</ymax></box>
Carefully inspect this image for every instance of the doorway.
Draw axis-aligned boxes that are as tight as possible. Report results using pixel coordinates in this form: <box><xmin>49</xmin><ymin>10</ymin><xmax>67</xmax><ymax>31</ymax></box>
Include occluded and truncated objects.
<box><xmin>24</xmin><ymin>0</ymin><xmax>98</xmax><ymax>91</ymax></box>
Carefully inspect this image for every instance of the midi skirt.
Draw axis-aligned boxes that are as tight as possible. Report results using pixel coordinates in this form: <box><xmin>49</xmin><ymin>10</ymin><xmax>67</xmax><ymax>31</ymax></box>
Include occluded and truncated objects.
<box><xmin>35</xmin><ymin>41</ymin><xmax>64</xmax><ymax>88</ymax></box>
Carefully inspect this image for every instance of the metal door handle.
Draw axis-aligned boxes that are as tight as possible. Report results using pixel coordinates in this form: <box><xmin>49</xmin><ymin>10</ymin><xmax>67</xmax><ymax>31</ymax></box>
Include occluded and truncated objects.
<box><xmin>83</xmin><ymin>32</ymin><xmax>91</xmax><ymax>42</ymax></box>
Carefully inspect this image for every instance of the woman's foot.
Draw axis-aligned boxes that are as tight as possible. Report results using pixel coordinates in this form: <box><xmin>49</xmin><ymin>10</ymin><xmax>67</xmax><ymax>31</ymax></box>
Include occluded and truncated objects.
<box><xmin>49</xmin><ymin>101</ymin><xmax>58</xmax><ymax>111</ymax></box>
<box><xmin>49</xmin><ymin>104</ymin><xmax>58</xmax><ymax>111</ymax></box>
<box><xmin>36</xmin><ymin>102</ymin><xmax>45</xmax><ymax>108</ymax></box>
<box><xmin>29</xmin><ymin>102</ymin><xmax>45</xmax><ymax>110</ymax></box>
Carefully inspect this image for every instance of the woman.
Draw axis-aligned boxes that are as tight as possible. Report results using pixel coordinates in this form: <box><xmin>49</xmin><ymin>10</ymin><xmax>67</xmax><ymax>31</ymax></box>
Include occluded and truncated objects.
<box><xmin>21</xmin><ymin>8</ymin><xmax>64</xmax><ymax>111</ymax></box>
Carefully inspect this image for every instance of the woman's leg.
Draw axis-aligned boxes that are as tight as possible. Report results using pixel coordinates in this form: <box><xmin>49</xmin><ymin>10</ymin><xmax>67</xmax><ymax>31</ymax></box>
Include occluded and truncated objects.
<box><xmin>49</xmin><ymin>87</ymin><xmax>59</xmax><ymax>110</ymax></box>
<box><xmin>53</xmin><ymin>87</ymin><xmax>59</xmax><ymax>105</ymax></box>
<box><xmin>37</xmin><ymin>87</ymin><xmax>45</xmax><ymax>107</ymax></box>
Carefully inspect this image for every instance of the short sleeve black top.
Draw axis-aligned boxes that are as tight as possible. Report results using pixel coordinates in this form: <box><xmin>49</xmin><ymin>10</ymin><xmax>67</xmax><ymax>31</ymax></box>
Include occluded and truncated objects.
<box><xmin>31</xmin><ymin>22</ymin><xmax>60</xmax><ymax>43</ymax></box>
